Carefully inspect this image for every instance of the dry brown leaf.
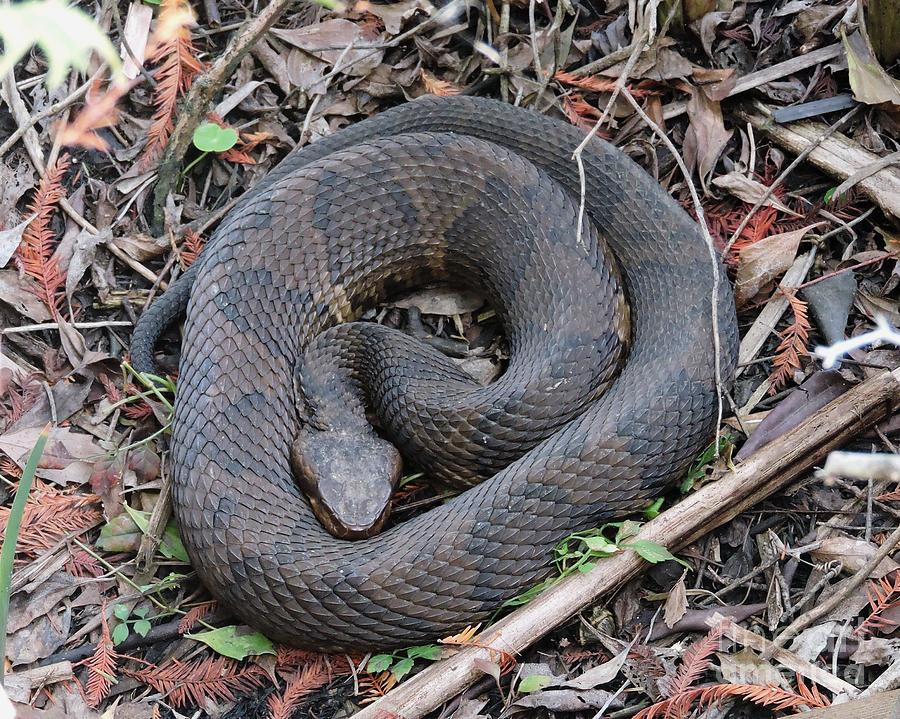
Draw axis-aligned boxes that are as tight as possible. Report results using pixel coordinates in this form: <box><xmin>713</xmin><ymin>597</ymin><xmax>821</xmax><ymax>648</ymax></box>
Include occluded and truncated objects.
<box><xmin>843</xmin><ymin>26</ymin><xmax>900</xmax><ymax>108</ymax></box>
<box><xmin>119</xmin><ymin>1</ymin><xmax>154</xmax><ymax>79</ymax></box>
<box><xmin>0</xmin><ymin>270</ymin><xmax>51</xmax><ymax>322</ymax></box>
<box><xmin>712</xmin><ymin>172</ymin><xmax>799</xmax><ymax>215</ymax></box>
<box><xmin>683</xmin><ymin>90</ymin><xmax>732</xmax><ymax>193</ymax></box>
<box><xmin>811</xmin><ymin>534</ymin><xmax>900</xmax><ymax>577</ymax></box>
<box><xmin>717</xmin><ymin>648</ymin><xmax>786</xmax><ymax>687</ymax></box>
<box><xmin>733</xmin><ymin>224</ymin><xmax>822</xmax><ymax>305</ymax></box>
<box><xmin>358</xmin><ymin>0</ymin><xmax>421</xmax><ymax>34</ymax></box>
<box><xmin>272</xmin><ymin>19</ymin><xmax>383</xmax><ymax>93</ymax></box>
<box><xmin>691</xmin><ymin>67</ymin><xmax>736</xmax><ymax>101</ymax></box>
<box><xmin>664</xmin><ymin>573</ymin><xmax>689</xmax><ymax>628</ymax></box>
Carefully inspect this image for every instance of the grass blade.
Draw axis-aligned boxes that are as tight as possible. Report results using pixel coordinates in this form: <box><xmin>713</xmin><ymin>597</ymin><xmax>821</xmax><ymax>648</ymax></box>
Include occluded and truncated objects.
<box><xmin>0</xmin><ymin>423</ymin><xmax>51</xmax><ymax>684</ymax></box>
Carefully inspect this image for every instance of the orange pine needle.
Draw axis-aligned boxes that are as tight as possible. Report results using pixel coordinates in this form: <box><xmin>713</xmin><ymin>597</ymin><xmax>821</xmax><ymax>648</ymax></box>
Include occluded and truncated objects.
<box><xmin>127</xmin><ymin>656</ymin><xmax>266</xmax><ymax>708</ymax></box>
<box><xmin>81</xmin><ymin>606</ymin><xmax>120</xmax><ymax>707</ymax></box>
<box><xmin>16</xmin><ymin>155</ymin><xmax>71</xmax><ymax>315</ymax></box>
<box><xmin>266</xmin><ymin>659</ymin><xmax>334</xmax><ymax>719</ymax></box>
<box><xmin>138</xmin><ymin>0</ymin><xmax>204</xmax><ymax>170</ymax></box>
<box><xmin>767</xmin><ymin>289</ymin><xmax>810</xmax><ymax>393</ymax></box>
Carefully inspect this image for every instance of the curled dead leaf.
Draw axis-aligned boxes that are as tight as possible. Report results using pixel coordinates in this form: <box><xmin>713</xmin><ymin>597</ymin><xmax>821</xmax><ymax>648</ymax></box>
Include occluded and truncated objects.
<box><xmin>734</xmin><ymin>223</ymin><xmax>823</xmax><ymax>305</ymax></box>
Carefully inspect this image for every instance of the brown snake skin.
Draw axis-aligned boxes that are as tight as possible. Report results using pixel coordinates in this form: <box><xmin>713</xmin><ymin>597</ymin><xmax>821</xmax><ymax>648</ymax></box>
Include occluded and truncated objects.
<box><xmin>131</xmin><ymin>96</ymin><xmax>739</xmax><ymax>650</ymax></box>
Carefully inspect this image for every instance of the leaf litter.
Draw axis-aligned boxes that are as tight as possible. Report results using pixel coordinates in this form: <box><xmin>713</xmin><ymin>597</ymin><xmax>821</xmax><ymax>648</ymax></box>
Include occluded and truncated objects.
<box><xmin>1</xmin><ymin>0</ymin><xmax>900</xmax><ymax>717</ymax></box>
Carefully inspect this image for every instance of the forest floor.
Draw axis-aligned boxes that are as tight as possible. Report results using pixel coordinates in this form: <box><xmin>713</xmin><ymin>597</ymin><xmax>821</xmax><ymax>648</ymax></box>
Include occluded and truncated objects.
<box><xmin>2</xmin><ymin>0</ymin><xmax>900</xmax><ymax>717</ymax></box>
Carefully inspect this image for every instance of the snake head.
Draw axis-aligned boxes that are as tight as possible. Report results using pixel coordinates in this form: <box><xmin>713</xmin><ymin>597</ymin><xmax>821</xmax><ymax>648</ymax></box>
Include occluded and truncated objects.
<box><xmin>290</xmin><ymin>428</ymin><xmax>402</xmax><ymax>540</ymax></box>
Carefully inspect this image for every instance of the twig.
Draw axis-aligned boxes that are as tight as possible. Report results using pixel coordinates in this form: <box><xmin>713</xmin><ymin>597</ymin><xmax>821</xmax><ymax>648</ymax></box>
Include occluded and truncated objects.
<box><xmin>355</xmin><ymin>368</ymin><xmax>900</xmax><ymax>719</ymax></box>
<box><xmin>773</xmin><ymin>521</ymin><xmax>900</xmax><ymax>648</ymax></box>
<box><xmin>723</xmin><ymin>104</ymin><xmax>861</xmax><ymax>258</ymax></box>
<box><xmin>572</xmin><ymin>28</ymin><xmax>648</xmax><ymax>246</ymax></box>
<box><xmin>2</xmin><ymin>320</ymin><xmax>133</xmax><ymax>335</ymax></box>
<box><xmin>152</xmin><ymin>0</ymin><xmax>296</xmax><ymax>229</ymax></box>
<box><xmin>617</xmin><ymin>86</ymin><xmax>726</xmax><ymax>455</ymax></box>
<box><xmin>716</xmin><ymin>615</ymin><xmax>857</xmax><ymax>696</ymax></box>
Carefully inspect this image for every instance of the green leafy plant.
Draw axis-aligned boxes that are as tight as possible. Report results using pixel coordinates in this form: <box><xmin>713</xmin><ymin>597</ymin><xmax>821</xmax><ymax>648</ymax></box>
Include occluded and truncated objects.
<box><xmin>111</xmin><ymin>604</ymin><xmax>153</xmax><ymax>645</ymax></box>
<box><xmin>680</xmin><ymin>434</ymin><xmax>732</xmax><ymax>493</ymax></box>
<box><xmin>192</xmin><ymin>122</ymin><xmax>239</xmax><ymax>152</ymax></box>
<box><xmin>366</xmin><ymin>644</ymin><xmax>443</xmax><ymax>681</ymax></box>
<box><xmin>0</xmin><ymin>424</ymin><xmax>50</xmax><ymax>682</ymax></box>
<box><xmin>502</xmin><ymin>520</ymin><xmax>686</xmax><ymax>610</ymax></box>
<box><xmin>186</xmin><ymin>625</ymin><xmax>275</xmax><ymax>661</ymax></box>
<box><xmin>518</xmin><ymin>674</ymin><xmax>554</xmax><ymax>693</ymax></box>
<box><xmin>0</xmin><ymin>0</ymin><xmax>122</xmax><ymax>88</ymax></box>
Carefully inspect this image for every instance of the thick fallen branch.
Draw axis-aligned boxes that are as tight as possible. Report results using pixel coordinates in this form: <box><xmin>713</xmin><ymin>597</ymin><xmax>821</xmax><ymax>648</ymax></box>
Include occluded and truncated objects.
<box><xmin>355</xmin><ymin>368</ymin><xmax>900</xmax><ymax>719</ymax></box>
<box><xmin>734</xmin><ymin>101</ymin><xmax>900</xmax><ymax>219</ymax></box>
<box><xmin>785</xmin><ymin>689</ymin><xmax>900</xmax><ymax>718</ymax></box>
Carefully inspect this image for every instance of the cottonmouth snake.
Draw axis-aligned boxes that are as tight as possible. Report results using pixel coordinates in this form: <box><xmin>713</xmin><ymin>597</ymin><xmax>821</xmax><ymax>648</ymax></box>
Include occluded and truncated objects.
<box><xmin>132</xmin><ymin>95</ymin><xmax>738</xmax><ymax>650</ymax></box>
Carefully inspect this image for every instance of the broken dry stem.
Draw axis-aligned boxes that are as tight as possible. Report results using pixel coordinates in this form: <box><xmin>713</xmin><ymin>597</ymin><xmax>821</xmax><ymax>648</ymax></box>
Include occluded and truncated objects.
<box><xmin>355</xmin><ymin>368</ymin><xmax>900</xmax><ymax>719</ymax></box>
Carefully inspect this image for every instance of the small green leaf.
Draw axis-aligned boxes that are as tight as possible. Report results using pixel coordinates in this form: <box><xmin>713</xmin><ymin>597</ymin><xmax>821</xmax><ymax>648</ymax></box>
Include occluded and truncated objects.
<box><xmin>112</xmin><ymin>623</ymin><xmax>129</xmax><ymax>645</ymax></box>
<box><xmin>132</xmin><ymin>606</ymin><xmax>149</xmax><ymax>618</ymax></box>
<box><xmin>97</xmin><ymin>513</ymin><xmax>142</xmax><ymax>553</ymax></box>
<box><xmin>518</xmin><ymin>674</ymin><xmax>553</xmax><ymax>693</ymax></box>
<box><xmin>577</xmin><ymin>561</ymin><xmax>596</xmax><ymax>573</ymax></box>
<box><xmin>583</xmin><ymin>535</ymin><xmax>618</xmax><ymax>555</ymax></box>
<box><xmin>366</xmin><ymin>654</ymin><xmax>393</xmax><ymax>673</ymax></box>
<box><xmin>406</xmin><ymin>644</ymin><xmax>442</xmax><ymax>661</ymax></box>
<box><xmin>133</xmin><ymin>619</ymin><xmax>152</xmax><ymax>637</ymax></box>
<box><xmin>643</xmin><ymin>497</ymin><xmax>665</xmax><ymax>520</ymax></box>
<box><xmin>824</xmin><ymin>187</ymin><xmax>837</xmax><ymax>203</ymax></box>
<box><xmin>614</xmin><ymin>520</ymin><xmax>642</xmax><ymax>544</ymax></box>
<box><xmin>112</xmin><ymin>604</ymin><xmax>130</xmax><ymax>621</ymax></box>
<box><xmin>192</xmin><ymin>122</ymin><xmax>239</xmax><ymax>153</ymax></box>
<box><xmin>625</xmin><ymin>539</ymin><xmax>681</xmax><ymax>565</ymax></box>
<box><xmin>123</xmin><ymin>505</ymin><xmax>189</xmax><ymax>562</ymax></box>
<box><xmin>186</xmin><ymin>625</ymin><xmax>275</xmax><ymax>660</ymax></box>
<box><xmin>161</xmin><ymin>522</ymin><xmax>190</xmax><ymax>563</ymax></box>
<box><xmin>391</xmin><ymin>657</ymin><xmax>415</xmax><ymax>681</ymax></box>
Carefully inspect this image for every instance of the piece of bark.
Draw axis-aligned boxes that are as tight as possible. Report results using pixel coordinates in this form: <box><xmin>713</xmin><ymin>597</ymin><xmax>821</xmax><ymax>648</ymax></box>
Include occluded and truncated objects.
<box><xmin>355</xmin><ymin>368</ymin><xmax>900</xmax><ymax>719</ymax></box>
<box><xmin>784</xmin><ymin>689</ymin><xmax>900</xmax><ymax>718</ymax></box>
<box><xmin>734</xmin><ymin>101</ymin><xmax>900</xmax><ymax>219</ymax></box>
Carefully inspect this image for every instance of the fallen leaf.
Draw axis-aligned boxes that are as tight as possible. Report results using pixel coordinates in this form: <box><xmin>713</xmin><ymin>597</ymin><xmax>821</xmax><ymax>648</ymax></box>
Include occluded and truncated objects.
<box><xmin>664</xmin><ymin>573</ymin><xmax>689</xmax><ymax>628</ymax></box>
<box><xmin>717</xmin><ymin>648</ymin><xmax>787</xmax><ymax>687</ymax></box>
<box><xmin>0</xmin><ymin>216</ymin><xmax>32</xmax><ymax>266</ymax></box>
<box><xmin>64</xmin><ymin>227</ymin><xmax>110</xmax><ymax>304</ymax></box>
<box><xmin>0</xmin><ymin>269</ymin><xmax>52</xmax><ymax>322</ymax></box>
<box><xmin>843</xmin><ymin>26</ymin><xmax>900</xmax><ymax>108</ymax></box>
<box><xmin>361</xmin><ymin>0</ymin><xmax>423</xmax><ymax>34</ymax></box>
<box><xmin>812</xmin><ymin>534</ymin><xmax>900</xmax><ymax>577</ymax></box>
<box><xmin>683</xmin><ymin>90</ymin><xmax>732</xmax><ymax>192</ymax></box>
<box><xmin>393</xmin><ymin>287</ymin><xmax>485</xmax><ymax>315</ymax></box>
<box><xmin>186</xmin><ymin>625</ymin><xmax>275</xmax><ymax>660</ymax></box>
<box><xmin>712</xmin><ymin>172</ymin><xmax>799</xmax><ymax>215</ymax></box>
<box><xmin>734</xmin><ymin>224</ymin><xmax>823</xmax><ymax>305</ymax></box>
<box><xmin>564</xmin><ymin>646</ymin><xmax>629</xmax><ymax>689</ymax></box>
<box><xmin>851</xmin><ymin>638</ymin><xmax>900</xmax><ymax>666</ymax></box>
<box><xmin>510</xmin><ymin>688</ymin><xmax>622</xmax><ymax>712</ymax></box>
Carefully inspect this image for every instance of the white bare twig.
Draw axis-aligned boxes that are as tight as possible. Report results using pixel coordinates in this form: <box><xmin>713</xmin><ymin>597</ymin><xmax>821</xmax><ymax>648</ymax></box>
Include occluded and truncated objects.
<box><xmin>814</xmin><ymin>315</ymin><xmax>900</xmax><ymax>369</ymax></box>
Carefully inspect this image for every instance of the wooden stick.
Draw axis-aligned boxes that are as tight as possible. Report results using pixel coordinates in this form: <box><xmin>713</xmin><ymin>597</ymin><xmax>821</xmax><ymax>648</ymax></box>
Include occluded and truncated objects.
<box><xmin>784</xmin><ymin>689</ymin><xmax>900</xmax><ymax>719</ymax></box>
<box><xmin>151</xmin><ymin>0</ymin><xmax>294</xmax><ymax>229</ymax></box>
<box><xmin>734</xmin><ymin>101</ymin><xmax>900</xmax><ymax>219</ymax></box>
<box><xmin>355</xmin><ymin>368</ymin><xmax>900</xmax><ymax>719</ymax></box>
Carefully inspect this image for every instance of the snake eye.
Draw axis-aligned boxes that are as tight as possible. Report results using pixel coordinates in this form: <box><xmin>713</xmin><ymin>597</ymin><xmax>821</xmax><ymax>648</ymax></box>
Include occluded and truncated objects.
<box><xmin>290</xmin><ymin>429</ymin><xmax>402</xmax><ymax>540</ymax></box>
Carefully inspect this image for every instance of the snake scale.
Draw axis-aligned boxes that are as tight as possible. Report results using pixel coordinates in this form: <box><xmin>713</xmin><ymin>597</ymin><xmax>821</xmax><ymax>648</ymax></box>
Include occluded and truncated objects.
<box><xmin>131</xmin><ymin>96</ymin><xmax>739</xmax><ymax>651</ymax></box>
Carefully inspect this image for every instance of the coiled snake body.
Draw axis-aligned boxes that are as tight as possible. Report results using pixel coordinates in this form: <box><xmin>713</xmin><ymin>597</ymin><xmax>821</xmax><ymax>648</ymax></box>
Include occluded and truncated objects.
<box><xmin>132</xmin><ymin>96</ymin><xmax>738</xmax><ymax>650</ymax></box>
